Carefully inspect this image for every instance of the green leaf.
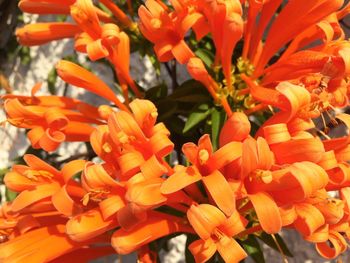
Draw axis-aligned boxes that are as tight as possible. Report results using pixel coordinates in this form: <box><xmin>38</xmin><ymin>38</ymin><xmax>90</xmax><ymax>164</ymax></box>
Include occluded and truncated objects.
<box><xmin>242</xmin><ymin>235</ymin><xmax>265</xmax><ymax>263</ymax></box>
<box><xmin>169</xmin><ymin>80</ymin><xmax>208</xmax><ymax>100</ymax></box>
<box><xmin>6</xmin><ymin>188</ymin><xmax>17</xmax><ymax>202</ymax></box>
<box><xmin>195</xmin><ymin>48</ymin><xmax>214</xmax><ymax>68</ymax></box>
<box><xmin>257</xmin><ymin>233</ymin><xmax>293</xmax><ymax>258</ymax></box>
<box><xmin>47</xmin><ymin>67</ymin><xmax>58</xmax><ymax>95</ymax></box>
<box><xmin>183</xmin><ymin>103</ymin><xmax>211</xmax><ymax>133</ymax></box>
<box><xmin>145</xmin><ymin>84</ymin><xmax>168</xmax><ymax>101</ymax></box>
<box><xmin>211</xmin><ymin>108</ymin><xmax>226</xmax><ymax>150</ymax></box>
<box><xmin>0</xmin><ymin>167</ymin><xmax>9</xmax><ymax>183</ymax></box>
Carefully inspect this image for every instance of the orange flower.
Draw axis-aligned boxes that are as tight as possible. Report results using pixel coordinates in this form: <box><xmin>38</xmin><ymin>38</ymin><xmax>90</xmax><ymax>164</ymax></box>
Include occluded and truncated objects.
<box><xmin>0</xmin><ymin>224</ymin><xmax>111</xmax><ymax>262</ymax></box>
<box><xmin>4</xmin><ymin>154</ymin><xmax>86</xmax><ymax>216</ymax></box>
<box><xmin>161</xmin><ymin>134</ymin><xmax>241</xmax><ymax>216</ymax></box>
<box><xmin>56</xmin><ymin>60</ymin><xmax>129</xmax><ymax>112</ymax></box>
<box><xmin>200</xmin><ymin>0</ymin><xmax>243</xmax><ymax>89</ymax></box>
<box><xmin>3</xmin><ymin>84</ymin><xmax>102</xmax><ymax>151</ymax></box>
<box><xmin>70</xmin><ymin>0</ymin><xmax>141</xmax><ymax>98</ymax></box>
<box><xmin>16</xmin><ymin>22</ymin><xmax>81</xmax><ymax>46</ymax></box>
<box><xmin>138</xmin><ymin>0</ymin><xmax>196</xmax><ymax>64</ymax></box>
<box><xmin>19</xmin><ymin>0</ymin><xmax>73</xmax><ymax>14</ymax></box>
<box><xmin>111</xmin><ymin>212</ymin><xmax>193</xmax><ymax>254</ymax></box>
<box><xmin>19</xmin><ymin>0</ymin><xmax>113</xmax><ymax>22</ymax></box>
<box><xmin>187</xmin><ymin>204</ymin><xmax>247</xmax><ymax>263</ymax></box>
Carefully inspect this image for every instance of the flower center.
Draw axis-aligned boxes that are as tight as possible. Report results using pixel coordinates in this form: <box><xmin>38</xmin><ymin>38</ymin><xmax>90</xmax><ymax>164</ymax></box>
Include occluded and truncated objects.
<box><xmin>198</xmin><ymin>149</ymin><xmax>209</xmax><ymax>165</ymax></box>
<box><xmin>250</xmin><ymin>169</ymin><xmax>272</xmax><ymax>184</ymax></box>
<box><xmin>210</xmin><ymin>228</ymin><xmax>224</xmax><ymax>243</ymax></box>
<box><xmin>23</xmin><ymin>170</ymin><xmax>54</xmax><ymax>181</ymax></box>
<box><xmin>82</xmin><ymin>189</ymin><xmax>110</xmax><ymax>206</ymax></box>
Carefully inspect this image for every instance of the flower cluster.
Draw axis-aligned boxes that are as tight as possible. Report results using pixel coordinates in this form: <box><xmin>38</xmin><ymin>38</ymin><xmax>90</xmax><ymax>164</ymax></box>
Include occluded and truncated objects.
<box><xmin>1</xmin><ymin>0</ymin><xmax>350</xmax><ymax>262</ymax></box>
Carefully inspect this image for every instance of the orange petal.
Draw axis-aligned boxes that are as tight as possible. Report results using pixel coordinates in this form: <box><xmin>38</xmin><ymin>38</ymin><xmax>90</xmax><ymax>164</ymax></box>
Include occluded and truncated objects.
<box><xmin>99</xmin><ymin>195</ymin><xmax>126</xmax><ymax>220</ymax></box>
<box><xmin>52</xmin><ymin>185</ymin><xmax>83</xmax><ymax>216</ymax></box>
<box><xmin>304</xmin><ymin>224</ymin><xmax>329</xmax><ymax>243</ymax></box>
<box><xmin>112</xmin><ymin>214</ymin><xmax>191</xmax><ymax>254</ymax></box>
<box><xmin>249</xmin><ymin>192</ymin><xmax>282</xmax><ymax>234</ymax></box>
<box><xmin>171</xmin><ymin>39</ymin><xmax>194</xmax><ymax>64</ymax></box>
<box><xmin>316</xmin><ymin>230</ymin><xmax>347</xmax><ymax>259</ymax></box>
<box><xmin>270</xmin><ymin>137</ymin><xmax>325</xmax><ymax>164</ymax></box>
<box><xmin>219</xmin><ymin>210</ymin><xmax>248</xmax><ymax>237</ymax></box>
<box><xmin>219</xmin><ymin>112</ymin><xmax>250</xmax><ymax>146</ymax></box>
<box><xmin>187</xmin><ymin>204</ymin><xmax>226</xmax><ymax>240</ymax></box>
<box><xmin>117</xmin><ymin>151</ymin><xmax>145</xmax><ymax>179</ymax></box>
<box><xmin>202</xmin><ymin>170</ymin><xmax>235</xmax><ymax>216</ymax></box>
<box><xmin>23</xmin><ymin>154</ymin><xmax>60</xmax><ymax>176</ymax></box>
<box><xmin>66</xmin><ymin>208</ymin><xmax>119</xmax><ymax>241</ymax></box>
<box><xmin>16</xmin><ymin>23</ymin><xmax>80</xmax><ymax>46</ymax></box>
<box><xmin>61</xmin><ymin>159</ymin><xmax>86</xmax><ymax>183</ymax></box>
<box><xmin>160</xmin><ymin>166</ymin><xmax>202</xmax><ymax>194</ymax></box>
<box><xmin>217</xmin><ymin>235</ymin><xmax>247</xmax><ymax>263</ymax></box>
<box><xmin>11</xmin><ymin>183</ymin><xmax>60</xmax><ymax>212</ymax></box>
<box><xmin>211</xmin><ymin>141</ymin><xmax>242</xmax><ymax>171</ymax></box>
<box><xmin>108</xmin><ymin>111</ymin><xmax>146</xmax><ymax>143</ymax></box>
<box><xmin>140</xmin><ymin>155</ymin><xmax>167</xmax><ymax>180</ymax></box>
<box><xmin>126</xmin><ymin>178</ymin><xmax>167</xmax><ymax>208</ymax></box>
<box><xmin>56</xmin><ymin>60</ymin><xmax>128</xmax><ymax>111</ymax></box>
<box><xmin>188</xmin><ymin>239</ymin><xmax>217</xmax><ymax>263</ymax></box>
<box><xmin>83</xmin><ymin>162</ymin><xmax>124</xmax><ymax>190</ymax></box>
<box><xmin>149</xmin><ymin>132</ymin><xmax>174</xmax><ymax>158</ymax></box>
<box><xmin>294</xmin><ymin>203</ymin><xmax>325</xmax><ymax>237</ymax></box>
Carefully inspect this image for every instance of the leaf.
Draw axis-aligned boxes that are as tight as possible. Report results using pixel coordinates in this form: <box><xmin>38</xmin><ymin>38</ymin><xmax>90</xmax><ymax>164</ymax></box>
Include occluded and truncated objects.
<box><xmin>47</xmin><ymin>67</ymin><xmax>57</xmax><ymax>95</ymax></box>
<box><xmin>6</xmin><ymin>188</ymin><xmax>17</xmax><ymax>202</ymax></box>
<box><xmin>257</xmin><ymin>233</ymin><xmax>293</xmax><ymax>258</ymax></box>
<box><xmin>0</xmin><ymin>167</ymin><xmax>9</xmax><ymax>183</ymax></box>
<box><xmin>145</xmin><ymin>84</ymin><xmax>167</xmax><ymax>101</ymax></box>
<box><xmin>156</xmin><ymin>100</ymin><xmax>178</xmax><ymax>121</ymax></box>
<box><xmin>242</xmin><ymin>235</ymin><xmax>265</xmax><ymax>263</ymax></box>
<box><xmin>183</xmin><ymin>103</ymin><xmax>211</xmax><ymax>133</ymax></box>
<box><xmin>211</xmin><ymin>108</ymin><xmax>226</xmax><ymax>150</ymax></box>
<box><xmin>195</xmin><ymin>48</ymin><xmax>214</xmax><ymax>68</ymax></box>
<box><xmin>173</xmin><ymin>94</ymin><xmax>210</xmax><ymax>103</ymax></box>
<box><xmin>169</xmin><ymin>79</ymin><xmax>208</xmax><ymax>100</ymax></box>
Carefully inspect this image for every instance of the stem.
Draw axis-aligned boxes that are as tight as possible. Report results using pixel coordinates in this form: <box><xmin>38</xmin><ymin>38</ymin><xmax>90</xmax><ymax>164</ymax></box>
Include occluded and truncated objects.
<box><xmin>271</xmin><ymin>234</ymin><xmax>289</xmax><ymax>263</ymax></box>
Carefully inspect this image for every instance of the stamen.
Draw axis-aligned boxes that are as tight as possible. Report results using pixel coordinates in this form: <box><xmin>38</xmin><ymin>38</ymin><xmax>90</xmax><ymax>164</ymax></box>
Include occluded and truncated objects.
<box><xmin>198</xmin><ymin>149</ymin><xmax>209</xmax><ymax>165</ymax></box>
<box><xmin>211</xmin><ymin>228</ymin><xmax>224</xmax><ymax>242</ymax></box>
<box><xmin>23</xmin><ymin>170</ymin><xmax>54</xmax><ymax>181</ymax></box>
<box><xmin>102</xmin><ymin>142</ymin><xmax>112</xmax><ymax>153</ymax></box>
<box><xmin>150</xmin><ymin>18</ymin><xmax>162</xmax><ymax>29</ymax></box>
<box><xmin>81</xmin><ymin>189</ymin><xmax>110</xmax><ymax>206</ymax></box>
<box><xmin>250</xmin><ymin>169</ymin><xmax>272</xmax><ymax>184</ymax></box>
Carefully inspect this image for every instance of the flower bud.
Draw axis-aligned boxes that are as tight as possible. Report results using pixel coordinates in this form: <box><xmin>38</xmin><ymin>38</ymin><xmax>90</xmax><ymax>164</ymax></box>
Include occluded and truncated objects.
<box><xmin>219</xmin><ymin>112</ymin><xmax>250</xmax><ymax>146</ymax></box>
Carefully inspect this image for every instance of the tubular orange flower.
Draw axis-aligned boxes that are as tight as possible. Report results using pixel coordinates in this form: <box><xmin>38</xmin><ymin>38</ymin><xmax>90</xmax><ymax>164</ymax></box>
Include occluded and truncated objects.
<box><xmin>187</xmin><ymin>204</ymin><xmax>247</xmax><ymax>263</ymax></box>
<box><xmin>138</xmin><ymin>0</ymin><xmax>196</xmax><ymax>64</ymax></box>
<box><xmin>2</xmin><ymin>84</ymin><xmax>103</xmax><ymax>151</ymax></box>
<box><xmin>56</xmin><ymin>60</ymin><xmax>129</xmax><ymax>112</ymax></box>
<box><xmin>16</xmin><ymin>23</ymin><xmax>81</xmax><ymax>46</ymax></box>
<box><xmin>0</xmin><ymin>224</ymin><xmax>111</xmax><ymax>263</ymax></box>
<box><xmin>4</xmin><ymin>154</ymin><xmax>86</xmax><ymax>215</ymax></box>
<box><xmin>111</xmin><ymin>212</ymin><xmax>194</xmax><ymax>254</ymax></box>
<box><xmin>71</xmin><ymin>0</ymin><xmax>141</xmax><ymax>98</ymax></box>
